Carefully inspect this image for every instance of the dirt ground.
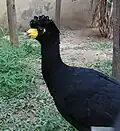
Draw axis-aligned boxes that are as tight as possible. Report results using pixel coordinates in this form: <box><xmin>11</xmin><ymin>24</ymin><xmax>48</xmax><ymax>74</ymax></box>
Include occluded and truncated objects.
<box><xmin>60</xmin><ymin>28</ymin><xmax>112</xmax><ymax>66</ymax></box>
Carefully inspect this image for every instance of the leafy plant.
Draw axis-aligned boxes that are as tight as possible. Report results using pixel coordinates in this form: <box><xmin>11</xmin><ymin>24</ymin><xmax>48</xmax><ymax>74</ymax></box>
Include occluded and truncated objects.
<box><xmin>0</xmin><ymin>38</ymin><xmax>40</xmax><ymax>99</ymax></box>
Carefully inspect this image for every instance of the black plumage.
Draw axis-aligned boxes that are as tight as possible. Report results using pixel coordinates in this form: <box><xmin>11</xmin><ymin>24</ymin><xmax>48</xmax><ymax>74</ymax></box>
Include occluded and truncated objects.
<box><xmin>29</xmin><ymin>15</ymin><xmax>120</xmax><ymax>131</ymax></box>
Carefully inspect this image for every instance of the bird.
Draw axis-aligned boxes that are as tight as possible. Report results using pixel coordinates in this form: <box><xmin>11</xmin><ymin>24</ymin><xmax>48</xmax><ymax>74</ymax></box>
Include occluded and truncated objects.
<box><xmin>25</xmin><ymin>15</ymin><xmax>120</xmax><ymax>131</ymax></box>
<box><xmin>114</xmin><ymin>113</ymin><xmax>120</xmax><ymax>131</ymax></box>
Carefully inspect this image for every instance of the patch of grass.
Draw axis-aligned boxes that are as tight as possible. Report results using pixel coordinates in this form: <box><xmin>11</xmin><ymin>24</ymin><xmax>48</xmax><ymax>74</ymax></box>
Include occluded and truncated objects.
<box><xmin>73</xmin><ymin>41</ymin><xmax>112</xmax><ymax>51</ymax></box>
<box><xmin>0</xmin><ymin>38</ymin><xmax>40</xmax><ymax>99</ymax></box>
<box><xmin>87</xmin><ymin>42</ymin><xmax>112</xmax><ymax>50</ymax></box>
<box><xmin>0</xmin><ymin>88</ymin><xmax>76</xmax><ymax>131</ymax></box>
<box><xmin>88</xmin><ymin>60</ymin><xmax>112</xmax><ymax>76</ymax></box>
<box><xmin>0</xmin><ymin>37</ymin><xmax>76</xmax><ymax>131</ymax></box>
<box><xmin>0</xmin><ymin>27</ymin><xmax>8</xmax><ymax>38</ymax></box>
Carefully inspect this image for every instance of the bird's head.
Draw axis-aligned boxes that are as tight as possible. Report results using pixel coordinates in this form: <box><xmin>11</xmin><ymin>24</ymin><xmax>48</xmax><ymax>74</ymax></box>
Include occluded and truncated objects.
<box><xmin>25</xmin><ymin>15</ymin><xmax>60</xmax><ymax>46</ymax></box>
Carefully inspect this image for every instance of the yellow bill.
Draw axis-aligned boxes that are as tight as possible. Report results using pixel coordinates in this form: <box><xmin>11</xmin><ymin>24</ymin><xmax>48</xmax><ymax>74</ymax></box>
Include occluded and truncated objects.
<box><xmin>27</xmin><ymin>28</ymin><xmax>38</xmax><ymax>39</ymax></box>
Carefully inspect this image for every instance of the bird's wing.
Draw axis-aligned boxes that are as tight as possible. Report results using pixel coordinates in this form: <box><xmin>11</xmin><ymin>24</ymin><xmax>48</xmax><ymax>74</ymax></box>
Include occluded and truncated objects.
<box><xmin>64</xmin><ymin>71</ymin><xmax>120</xmax><ymax>125</ymax></box>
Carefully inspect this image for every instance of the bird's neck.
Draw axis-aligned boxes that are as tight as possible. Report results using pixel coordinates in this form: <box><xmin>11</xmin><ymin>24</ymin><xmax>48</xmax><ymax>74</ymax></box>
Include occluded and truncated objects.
<box><xmin>41</xmin><ymin>40</ymin><xmax>62</xmax><ymax>67</ymax></box>
<box><xmin>41</xmin><ymin>37</ymin><xmax>63</xmax><ymax>81</ymax></box>
<box><xmin>40</xmin><ymin>38</ymin><xmax>63</xmax><ymax>95</ymax></box>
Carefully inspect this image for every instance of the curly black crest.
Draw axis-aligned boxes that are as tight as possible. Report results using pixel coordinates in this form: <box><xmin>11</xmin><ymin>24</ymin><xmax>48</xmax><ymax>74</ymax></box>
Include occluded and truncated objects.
<box><xmin>30</xmin><ymin>15</ymin><xmax>60</xmax><ymax>36</ymax></box>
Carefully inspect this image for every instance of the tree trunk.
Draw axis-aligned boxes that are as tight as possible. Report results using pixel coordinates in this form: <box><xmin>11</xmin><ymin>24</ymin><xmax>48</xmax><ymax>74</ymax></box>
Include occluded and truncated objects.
<box><xmin>6</xmin><ymin>0</ymin><xmax>18</xmax><ymax>46</ymax></box>
<box><xmin>55</xmin><ymin>0</ymin><xmax>61</xmax><ymax>29</ymax></box>
<box><xmin>112</xmin><ymin>0</ymin><xmax>120</xmax><ymax>79</ymax></box>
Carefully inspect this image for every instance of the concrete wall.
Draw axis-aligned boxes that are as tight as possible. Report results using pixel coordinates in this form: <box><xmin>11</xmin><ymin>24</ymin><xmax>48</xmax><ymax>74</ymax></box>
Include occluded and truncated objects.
<box><xmin>0</xmin><ymin>0</ymin><xmax>93</xmax><ymax>30</ymax></box>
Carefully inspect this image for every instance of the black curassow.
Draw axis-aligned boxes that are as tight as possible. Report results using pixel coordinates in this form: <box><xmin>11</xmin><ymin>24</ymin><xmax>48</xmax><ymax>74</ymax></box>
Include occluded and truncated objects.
<box><xmin>26</xmin><ymin>15</ymin><xmax>120</xmax><ymax>131</ymax></box>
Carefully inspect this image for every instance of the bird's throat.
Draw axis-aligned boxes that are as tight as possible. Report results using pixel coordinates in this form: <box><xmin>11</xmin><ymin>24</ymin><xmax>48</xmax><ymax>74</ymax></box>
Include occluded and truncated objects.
<box><xmin>41</xmin><ymin>41</ymin><xmax>62</xmax><ymax>75</ymax></box>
